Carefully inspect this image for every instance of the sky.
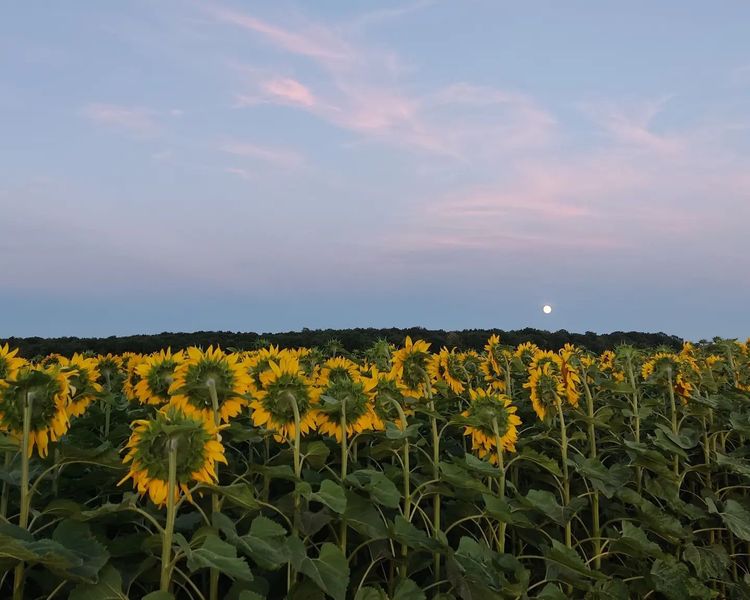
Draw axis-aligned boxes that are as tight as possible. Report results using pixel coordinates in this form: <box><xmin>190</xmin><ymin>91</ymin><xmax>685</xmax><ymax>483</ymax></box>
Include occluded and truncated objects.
<box><xmin>2</xmin><ymin>1</ymin><xmax>750</xmax><ymax>340</ymax></box>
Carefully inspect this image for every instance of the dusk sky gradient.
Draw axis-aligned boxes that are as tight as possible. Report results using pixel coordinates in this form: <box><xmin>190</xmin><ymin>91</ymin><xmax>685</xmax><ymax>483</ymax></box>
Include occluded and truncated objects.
<box><xmin>2</xmin><ymin>1</ymin><xmax>749</xmax><ymax>340</ymax></box>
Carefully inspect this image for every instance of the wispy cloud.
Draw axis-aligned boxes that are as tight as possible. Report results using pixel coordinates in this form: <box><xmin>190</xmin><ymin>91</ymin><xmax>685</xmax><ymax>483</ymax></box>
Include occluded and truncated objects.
<box><xmin>219</xmin><ymin>140</ymin><xmax>306</xmax><ymax>168</ymax></box>
<box><xmin>205</xmin><ymin>5</ymin><xmax>353</xmax><ymax>69</ymax></box>
<box><xmin>211</xmin><ymin>6</ymin><xmax>555</xmax><ymax>157</ymax></box>
<box><xmin>81</xmin><ymin>103</ymin><xmax>161</xmax><ymax>138</ymax></box>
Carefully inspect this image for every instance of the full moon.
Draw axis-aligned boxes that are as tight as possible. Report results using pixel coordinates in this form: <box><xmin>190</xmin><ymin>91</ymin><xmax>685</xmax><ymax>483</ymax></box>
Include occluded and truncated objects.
<box><xmin>543</xmin><ymin>304</ymin><xmax>553</xmax><ymax>314</ymax></box>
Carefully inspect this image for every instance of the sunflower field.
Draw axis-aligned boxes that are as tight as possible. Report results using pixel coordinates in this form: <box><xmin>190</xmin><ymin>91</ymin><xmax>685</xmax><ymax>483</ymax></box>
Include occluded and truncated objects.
<box><xmin>1</xmin><ymin>337</ymin><xmax>750</xmax><ymax>599</ymax></box>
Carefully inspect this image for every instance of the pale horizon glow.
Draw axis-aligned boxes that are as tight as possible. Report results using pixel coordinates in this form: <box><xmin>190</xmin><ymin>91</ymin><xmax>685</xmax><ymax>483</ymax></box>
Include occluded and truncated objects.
<box><xmin>1</xmin><ymin>2</ymin><xmax>749</xmax><ymax>340</ymax></box>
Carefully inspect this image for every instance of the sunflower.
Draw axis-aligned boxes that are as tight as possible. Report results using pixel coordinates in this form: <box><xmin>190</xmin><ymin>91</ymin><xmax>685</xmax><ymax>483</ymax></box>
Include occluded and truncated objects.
<box><xmin>0</xmin><ymin>365</ymin><xmax>71</xmax><ymax>457</ymax></box>
<box><xmin>458</xmin><ymin>350</ymin><xmax>483</xmax><ymax>388</ymax></box>
<box><xmin>514</xmin><ymin>342</ymin><xmax>540</xmax><ymax>366</ymax></box>
<box><xmin>58</xmin><ymin>354</ymin><xmax>103</xmax><ymax>418</ymax></box>
<box><xmin>0</xmin><ymin>344</ymin><xmax>25</xmax><ymax>381</ymax></box>
<box><xmin>361</xmin><ymin>365</ymin><xmax>411</xmax><ymax>428</ymax></box>
<box><xmin>122</xmin><ymin>354</ymin><xmax>144</xmax><ymax>401</ymax></box>
<box><xmin>318</xmin><ymin>356</ymin><xmax>359</xmax><ymax>384</ymax></box>
<box><xmin>391</xmin><ymin>337</ymin><xmax>432</xmax><ymax>399</ymax></box>
<box><xmin>119</xmin><ymin>406</ymin><xmax>226</xmax><ymax>507</ymax></box>
<box><xmin>462</xmin><ymin>388</ymin><xmax>521</xmax><ymax>464</ymax></box>
<box><xmin>428</xmin><ymin>348</ymin><xmax>467</xmax><ymax>394</ymax></box>
<box><xmin>96</xmin><ymin>354</ymin><xmax>123</xmax><ymax>389</ymax></box>
<box><xmin>524</xmin><ymin>360</ymin><xmax>566</xmax><ymax>421</ymax></box>
<box><xmin>135</xmin><ymin>349</ymin><xmax>184</xmax><ymax>406</ymax></box>
<box><xmin>641</xmin><ymin>352</ymin><xmax>694</xmax><ymax>404</ymax></box>
<box><xmin>243</xmin><ymin>346</ymin><xmax>282</xmax><ymax>392</ymax></box>
<box><xmin>169</xmin><ymin>347</ymin><xmax>251</xmax><ymax>424</ymax></box>
<box><xmin>250</xmin><ymin>352</ymin><xmax>319</xmax><ymax>442</ymax></box>
<box><xmin>558</xmin><ymin>345</ymin><xmax>581</xmax><ymax>407</ymax></box>
<box><xmin>314</xmin><ymin>368</ymin><xmax>380</xmax><ymax>442</ymax></box>
<box><xmin>598</xmin><ymin>350</ymin><xmax>625</xmax><ymax>383</ymax></box>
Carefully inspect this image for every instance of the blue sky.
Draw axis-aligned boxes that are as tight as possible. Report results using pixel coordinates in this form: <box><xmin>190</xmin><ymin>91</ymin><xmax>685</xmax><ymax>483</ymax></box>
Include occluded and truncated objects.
<box><xmin>2</xmin><ymin>1</ymin><xmax>749</xmax><ymax>340</ymax></box>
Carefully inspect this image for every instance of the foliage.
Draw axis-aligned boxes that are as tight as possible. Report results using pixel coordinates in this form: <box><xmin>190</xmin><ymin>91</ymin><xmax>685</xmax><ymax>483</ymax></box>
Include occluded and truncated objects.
<box><xmin>0</xmin><ymin>337</ymin><xmax>749</xmax><ymax>599</ymax></box>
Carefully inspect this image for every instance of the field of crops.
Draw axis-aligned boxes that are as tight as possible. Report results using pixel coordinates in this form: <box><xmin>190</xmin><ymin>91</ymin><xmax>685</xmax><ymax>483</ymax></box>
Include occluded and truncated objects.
<box><xmin>1</xmin><ymin>337</ymin><xmax>749</xmax><ymax>599</ymax></box>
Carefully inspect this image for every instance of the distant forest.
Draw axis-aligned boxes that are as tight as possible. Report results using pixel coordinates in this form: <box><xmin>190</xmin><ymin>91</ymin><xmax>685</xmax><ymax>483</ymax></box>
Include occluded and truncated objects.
<box><xmin>2</xmin><ymin>327</ymin><xmax>684</xmax><ymax>358</ymax></box>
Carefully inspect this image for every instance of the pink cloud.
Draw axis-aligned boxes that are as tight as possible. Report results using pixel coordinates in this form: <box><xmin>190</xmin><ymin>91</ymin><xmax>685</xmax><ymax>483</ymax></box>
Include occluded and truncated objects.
<box><xmin>81</xmin><ymin>103</ymin><xmax>160</xmax><ymax>137</ymax></box>
<box><xmin>219</xmin><ymin>140</ymin><xmax>305</xmax><ymax>167</ymax></box>
<box><xmin>205</xmin><ymin>6</ymin><xmax>352</xmax><ymax>69</ymax></box>
<box><xmin>261</xmin><ymin>77</ymin><xmax>317</xmax><ymax>107</ymax></box>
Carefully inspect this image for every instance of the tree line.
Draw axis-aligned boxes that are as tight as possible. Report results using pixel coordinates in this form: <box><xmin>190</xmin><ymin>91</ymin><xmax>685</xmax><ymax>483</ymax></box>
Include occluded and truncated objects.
<box><xmin>1</xmin><ymin>327</ymin><xmax>684</xmax><ymax>358</ymax></box>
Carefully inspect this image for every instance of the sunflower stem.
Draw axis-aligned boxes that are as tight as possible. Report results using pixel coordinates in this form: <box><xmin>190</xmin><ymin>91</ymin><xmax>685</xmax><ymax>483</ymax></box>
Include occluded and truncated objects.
<box><xmin>582</xmin><ymin>376</ymin><xmax>601</xmax><ymax>569</ymax></box>
<box><xmin>1</xmin><ymin>451</ymin><xmax>10</xmax><ymax>519</ymax></box>
<box><xmin>492</xmin><ymin>418</ymin><xmax>506</xmax><ymax>554</ymax></box>
<box><xmin>555</xmin><ymin>398</ymin><xmax>572</xmax><ymax>549</ymax></box>
<box><xmin>387</xmin><ymin>397</ymin><xmax>411</xmax><ymax>577</ymax></box>
<box><xmin>667</xmin><ymin>371</ymin><xmax>680</xmax><ymax>478</ymax></box>
<box><xmin>207</xmin><ymin>379</ymin><xmax>221</xmax><ymax>600</ymax></box>
<box><xmin>103</xmin><ymin>371</ymin><xmax>112</xmax><ymax>440</ymax></box>
<box><xmin>425</xmin><ymin>378</ymin><xmax>442</xmax><ymax>585</ymax></box>
<box><xmin>13</xmin><ymin>391</ymin><xmax>33</xmax><ymax>600</ymax></box>
<box><xmin>339</xmin><ymin>396</ymin><xmax>348</xmax><ymax>554</ymax></box>
<box><xmin>288</xmin><ymin>391</ymin><xmax>303</xmax><ymax>589</ymax></box>
<box><xmin>625</xmin><ymin>355</ymin><xmax>642</xmax><ymax>493</ymax></box>
<box><xmin>160</xmin><ymin>437</ymin><xmax>178</xmax><ymax>593</ymax></box>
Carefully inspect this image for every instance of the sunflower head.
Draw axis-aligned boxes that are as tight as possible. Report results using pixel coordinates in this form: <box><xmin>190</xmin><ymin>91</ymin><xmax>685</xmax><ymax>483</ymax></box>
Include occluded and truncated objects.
<box><xmin>523</xmin><ymin>361</ymin><xmax>565</xmax><ymax>421</ymax></box>
<box><xmin>642</xmin><ymin>352</ymin><xmax>695</xmax><ymax>403</ymax></box>
<box><xmin>462</xmin><ymin>388</ymin><xmax>522</xmax><ymax>463</ymax></box>
<box><xmin>459</xmin><ymin>351</ymin><xmax>484</xmax><ymax>388</ymax></box>
<box><xmin>391</xmin><ymin>337</ymin><xmax>432</xmax><ymax>399</ymax></box>
<box><xmin>362</xmin><ymin>366</ymin><xmax>411</xmax><ymax>428</ymax></box>
<box><xmin>119</xmin><ymin>406</ymin><xmax>226</xmax><ymax>507</ymax></box>
<box><xmin>135</xmin><ymin>349</ymin><xmax>184</xmax><ymax>406</ymax></box>
<box><xmin>364</xmin><ymin>339</ymin><xmax>394</xmax><ymax>372</ymax></box>
<box><xmin>96</xmin><ymin>354</ymin><xmax>124</xmax><ymax>387</ymax></box>
<box><xmin>251</xmin><ymin>352</ymin><xmax>319</xmax><ymax>442</ymax></box>
<box><xmin>0</xmin><ymin>344</ymin><xmax>26</xmax><ymax>381</ymax></box>
<box><xmin>59</xmin><ymin>354</ymin><xmax>103</xmax><ymax>417</ymax></box>
<box><xmin>243</xmin><ymin>346</ymin><xmax>282</xmax><ymax>391</ymax></box>
<box><xmin>169</xmin><ymin>347</ymin><xmax>251</xmax><ymax>424</ymax></box>
<box><xmin>514</xmin><ymin>342</ymin><xmax>540</xmax><ymax>367</ymax></box>
<box><xmin>428</xmin><ymin>348</ymin><xmax>467</xmax><ymax>395</ymax></box>
<box><xmin>315</xmin><ymin>370</ymin><xmax>379</xmax><ymax>441</ymax></box>
<box><xmin>318</xmin><ymin>357</ymin><xmax>359</xmax><ymax>385</ymax></box>
<box><xmin>0</xmin><ymin>365</ymin><xmax>71</xmax><ymax>457</ymax></box>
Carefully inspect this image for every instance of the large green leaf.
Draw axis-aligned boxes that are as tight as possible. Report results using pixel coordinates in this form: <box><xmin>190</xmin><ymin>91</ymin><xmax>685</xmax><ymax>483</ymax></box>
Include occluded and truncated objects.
<box><xmin>683</xmin><ymin>543</ymin><xmax>729</xmax><ymax>580</ymax></box>
<box><xmin>186</xmin><ymin>533</ymin><xmax>254</xmax><ymax>581</ymax></box>
<box><xmin>69</xmin><ymin>564</ymin><xmax>128</xmax><ymax>600</ymax></box>
<box><xmin>343</xmin><ymin>492</ymin><xmax>389</xmax><ymax>539</ymax></box>
<box><xmin>288</xmin><ymin>538</ymin><xmax>349</xmax><ymax>600</ymax></box>
<box><xmin>346</xmin><ymin>469</ymin><xmax>401</xmax><ymax>509</ymax></box>
<box><xmin>708</xmin><ymin>498</ymin><xmax>750</xmax><ymax>541</ymax></box>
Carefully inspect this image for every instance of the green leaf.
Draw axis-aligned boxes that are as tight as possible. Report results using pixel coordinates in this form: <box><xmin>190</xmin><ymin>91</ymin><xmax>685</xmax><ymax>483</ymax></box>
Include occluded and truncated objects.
<box><xmin>650</xmin><ymin>558</ymin><xmax>712</xmax><ymax>600</ymax></box>
<box><xmin>238</xmin><ymin>592</ymin><xmax>266</xmax><ymax>600</ymax></box>
<box><xmin>439</xmin><ymin>461</ymin><xmax>488</xmax><ymax>494</ymax></box>
<box><xmin>186</xmin><ymin>534</ymin><xmax>254</xmax><ymax>581</ymax></box>
<box><xmin>683</xmin><ymin>544</ymin><xmax>729</xmax><ymax>580</ymax></box>
<box><xmin>543</xmin><ymin>540</ymin><xmax>604</xmax><ymax>585</ymax></box>
<box><xmin>392</xmin><ymin>578</ymin><xmax>426</xmax><ymax>600</ymax></box>
<box><xmin>710</xmin><ymin>499</ymin><xmax>750</xmax><ymax>541</ymax></box>
<box><xmin>142</xmin><ymin>593</ymin><xmax>175</xmax><ymax>600</ymax></box>
<box><xmin>52</xmin><ymin>520</ymin><xmax>109</xmax><ymax>581</ymax></box>
<box><xmin>311</xmin><ymin>480</ymin><xmax>347</xmax><ymax>514</ymax></box>
<box><xmin>206</xmin><ymin>483</ymin><xmax>261</xmax><ymax>512</ymax></box>
<box><xmin>303</xmin><ymin>441</ymin><xmax>331</xmax><ymax>469</ymax></box>
<box><xmin>392</xmin><ymin>516</ymin><xmax>443</xmax><ymax>553</ymax></box>
<box><xmin>343</xmin><ymin>492</ymin><xmax>389</xmax><ymax>539</ymax></box>
<box><xmin>355</xmin><ymin>587</ymin><xmax>388</xmax><ymax>600</ymax></box>
<box><xmin>535</xmin><ymin>584</ymin><xmax>567</xmax><ymax>600</ymax></box>
<box><xmin>69</xmin><ymin>564</ymin><xmax>127</xmax><ymax>600</ymax></box>
<box><xmin>240</xmin><ymin>515</ymin><xmax>291</xmax><ymax>571</ymax></box>
<box><xmin>346</xmin><ymin>469</ymin><xmax>401</xmax><ymax>509</ymax></box>
<box><xmin>570</xmin><ymin>456</ymin><xmax>630</xmax><ymax>499</ymax></box>
<box><xmin>715</xmin><ymin>452</ymin><xmax>750</xmax><ymax>478</ymax></box>
<box><xmin>520</xmin><ymin>489</ymin><xmax>585</xmax><ymax>527</ymax></box>
<box><xmin>515</xmin><ymin>448</ymin><xmax>562</xmax><ymax>477</ymax></box>
<box><xmin>288</xmin><ymin>538</ymin><xmax>349</xmax><ymax>600</ymax></box>
<box><xmin>611</xmin><ymin>521</ymin><xmax>664</xmax><ymax>559</ymax></box>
